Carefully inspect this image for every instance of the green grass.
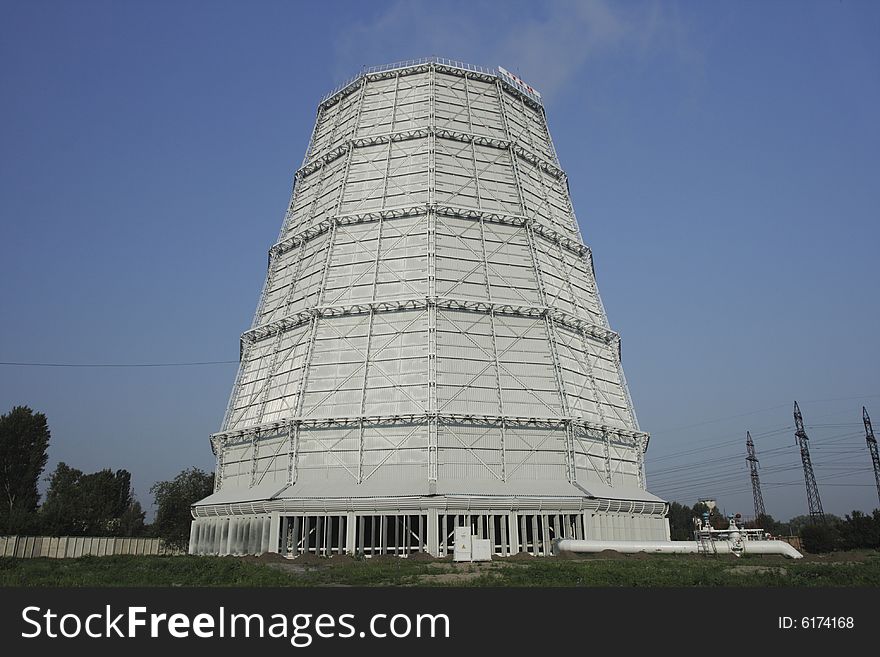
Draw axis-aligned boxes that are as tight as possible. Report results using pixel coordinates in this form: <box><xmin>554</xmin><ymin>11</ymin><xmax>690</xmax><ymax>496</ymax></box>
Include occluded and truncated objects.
<box><xmin>0</xmin><ymin>555</ymin><xmax>296</xmax><ymax>587</ymax></box>
<box><xmin>2</xmin><ymin>552</ymin><xmax>879</xmax><ymax>587</ymax></box>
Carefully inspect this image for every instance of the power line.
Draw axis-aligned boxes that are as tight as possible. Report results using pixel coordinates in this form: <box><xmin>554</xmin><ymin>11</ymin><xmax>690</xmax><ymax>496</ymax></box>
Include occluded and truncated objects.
<box><xmin>649</xmin><ymin>394</ymin><xmax>880</xmax><ymax>436</ymax></box>
<box><xmin>646</xmin><ymin>431</ymin><xmax>859</xmax><ymax>479</ymax></box>
<box><xmin>0</xmin><ymin>360</ymin><xmax>238</xmax><ymax>368</ymax></box>
<box><xmin>648</xmin><ymin>436</ymin><xmax>866</xmax><ymax>490</ymax></box>
<box><xmin>648</xmin><ymin>425</ymin><xmax>793</xmax><ymax>464</ymax></box>
<box><xmin>649</xmin><ymin>403</ymin><xmax>793</xmax><ymax>435</ymax></box>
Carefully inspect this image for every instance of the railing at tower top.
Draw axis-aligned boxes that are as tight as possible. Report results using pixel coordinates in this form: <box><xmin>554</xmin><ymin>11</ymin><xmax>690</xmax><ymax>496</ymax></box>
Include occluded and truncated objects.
<box><xmin>318</xmin><ymin>57</ymin><xmax>544</xmax><ymax>107</ymax></box>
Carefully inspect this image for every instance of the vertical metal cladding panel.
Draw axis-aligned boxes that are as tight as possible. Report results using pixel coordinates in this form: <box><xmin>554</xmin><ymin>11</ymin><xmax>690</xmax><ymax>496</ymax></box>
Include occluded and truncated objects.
<box><xmin>437</xmin><ymin>422</ymin><xmax>504</xmax><ymax>481</ymax></box>
<box><xmin>466</xmin><ymin>78</ymin><xmax>507</xmax><ymax>140</ymax></box>
<box><xmin>283</xmin><ymin>172</ymin><xmax>320</xmax><ymax>237</ymax></box>
<box><xmin>284</xmin><ymin>156</ymin><xmax>348</xmax><ymax>238</ymax></box>
<box><xmin>435</xmin><ymin>214</ymin><xmax>488</xmax><ymax>300</ymax></box>
<box><xmin>341</xmin><ymin>143</ymin><xmax>391</xmax><ymax>214</ymax></box>
<box><xmin>323</xmin><ymin>217</ymin><xmax>429</xmax><ymax>306</ymax></box>
<box><xmin>481</xmin><ymin>223</ymin><xmax>540</xmax><ymax>306</ymax></box>
<box><xmin>300</xmin><ymin>314</ymin><xmax>370</xmax><ymax>418</ymax></box>
<box><xmin>226</xmin><ymin>322</ymin><xmax>312</xmax><ymax>431</ymax></box>
<box><xmin>572</xmin><ymin>426</ymin><xmax>611</xmax><ymax>486</ymax></box>
<box><xmin>310</xmin><ymin>90</ymin><xmax>361</xmax><ymax>160</ymax></box>
<box><xmin>551</xmin><ymin>323</ymin><xmax>632</xmax><ymax>431</ymax></box>
<box><xmin>541</xmin><ymin>173</ymin><xmax>579</xmax><ymax>232</ymax></box>
<box><xmin>434</xmin><ymin>73</ymin><xmax>476</xmax><ymax>134</ymax></box>
<box><xmin>433</xmin><ymin>138</ymin><xmax>482</xmax><ymax>209</ymax></box>
<box><xmin>500</xmin><ymin>91</ymin><xmax>557</xmax><ymax>164</ymax></box>
<box><xmin>250</xmin><ymin>433</ymin><xmax>290</xmax><ymax>488</ymax></box>
<box><xmin>357</xmin><ymin>77</ymin><xmax>400</xmax><ymax>137</ymax></box>
<box><xmin>552</xmin><ymin>326</ymin><xmax>603</xmax><ymax>424</ymax></box>
<box><xmin>533</xmin><ymin>236</ymin><xmax>601</xmax><ymax>323</ymax></box>
<box><xmin>472</xmin><ymin>144</ymin><xmax>520</xmax><ymax>215</ymax></box>
<box><xmin>297</xmin><ymin>425</ymin><xmax>360</xmax><ymax>483</ymax></box>
<box><xmin>388</xmin><ymin>73</ymin><xmax>432</xmax><ymax>132</ymax></box>
<box><xmin>504</xmin><ymin>425</ymin><xmax>567</xmax><ymax>481</ymax></box>
<box><xmin>383</xmin><ymin>140</ymin><xmax>430</xmax><ymax>208</ymax></box>
<box><xmin>361</xmin><ymin>423</ymin><xmax>429</xmax><ymax>483</ymax></box>
<box><xmin>493</xmin><ymin>313</ymin><xmax>561</xmax><ymax>416</ymax></box>
<box><xmin>436</xmin><ymin>310</ymin><xmax>500</xmax><ymax>416</ymax></box>
<box><xmin>323</xmin><ymin>221</ymin><xmax>379</xmax><ymax>305</ymax></box>
<box><xmin>609</xmin><ymin>437</ymin><xmax>642</xmax><ymax>489</ymax></box>
<box><xmin>363</xmin><ymin>310</ymin><xmax>429</xmax><ymax>414</ymax></box>
<box><xmin>307</xmin><ymin>101</ymin><xmax>340</xmax><ymax>160</ymax></box>
<box><xmin>589</xmin><ymin>344</ymin><xmax>633</xmax><ymax>429</ymax></box>
<box><xmin>340</xmin><ymin>139</ymin><xmax>429</xmax><ymax>215</ymax></box>
<box><xmin>261</xmin><ymin>330</ymin><xmax>312</xmax><ymax>424</ymax></box>
<box><xmin>373</xmin><ymin>215</ymin><xmax>428</xmax><ymax>301</ymax></box>
<box><xmin>203</xmin><ymin>61</ymin><xmax>660</xmax><ymax>546</ymax></box>
<box><xmin>308</xmin><ymin>163</ymin><xmax>348</xmax><ymax>231</ymax></box>
<box><xmin>517</xmin><ymin>162</ymin><xmax>550</xmax><ymax>221</ymax></box>
<box><xmin>516</xmin><ymin>160</ymin><xmax>578</xmax><ymax>235</ymax></box>
<box><xmin>218</xmin><ymin>441</ymin><xmax>254</xmax><ymax>490</ymax></box>
<box><xmin>258</xmin><ymin>233</ymin><xmax>331</xmax><ymax>324</ymax></box>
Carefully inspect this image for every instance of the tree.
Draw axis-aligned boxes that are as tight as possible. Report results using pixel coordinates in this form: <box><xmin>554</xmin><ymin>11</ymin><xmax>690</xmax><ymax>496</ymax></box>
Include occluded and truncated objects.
<box><xmin>800</xmin><ymin>519</ymin><xmax>843</xmax><ymax>554</ymax></box>
<box><xmin>747</xmin><ymin>514</ymin><xmax>780</xmax><ymax>534</ymax></box>
<box><xmin>786</xmin><ymin>513</ymin><xmax>842</xmax><ymax>537</ymax></box>
<box><xmin>40</xmin><ymin>463</ymin><xmax>140</xmax><ymax>536</ymax></box>
<box><xmin>151</xmin><ymin>467</ymin><xmax>214</xmax><ymax>550</ymax></box>
<box><xmin>38</xmin><ymin>462</ymin><xmax>79</xmax><ymax>535</ymax></box>
<box><xmin>0</xmin><ymin>406</ymin><xmax>50</xmax><ymax>533</ymax></box>
<box><xmin>118</xmin><ymin>500</ymin><xmax>146</xmax><ymax>537</ymax></box>
<box><xmin>839</xmin><ymin>509</ymin><xmax>880</xmax><ymax>550</ymax></box>
<box><xmin>786</xmin><ymin>515</ymin><xmax>813</xmax><ymax>536</ymax></box>
<box><xmin>667</xmin><ymin>501</ymin><xmax>696</xmax><ymax>540</ymax></box>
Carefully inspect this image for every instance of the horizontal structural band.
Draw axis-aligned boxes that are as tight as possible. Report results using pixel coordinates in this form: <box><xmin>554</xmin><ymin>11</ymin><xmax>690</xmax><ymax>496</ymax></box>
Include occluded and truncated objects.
<box><xmin>239</xmin><ymin>297</ymin><xmax>618</xmax><ymax>348</ymax></box>
<box><xmin>318</xmin><ymin>58</ymin><xmax>544</xmax><ymax>112</ymax></box>
<box><xmin>210</xmin><ymin>411</ymin><xmax>649</xmax><ymax>449</ymax></box>
<box><xmin>296</xmin><ymin>127</ymin><xmax>563</xmax><ymax>180</ymax></box>
<box><xmin>191</xmin><ymin>495</ymin><xmax>667</xmax><ymax>518</ymax></box>
<box><xmin>270</xmin><ymin>204</ymin><xmax>590</xmax><ymax>261</ymax></box>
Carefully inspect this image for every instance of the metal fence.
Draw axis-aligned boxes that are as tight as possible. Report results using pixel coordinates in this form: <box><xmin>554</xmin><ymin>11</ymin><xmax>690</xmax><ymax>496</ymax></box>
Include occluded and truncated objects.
<box><xmin>0</xmin><ymin>535</ymin><xmax>182</xmax><ymax>559</ymax></box>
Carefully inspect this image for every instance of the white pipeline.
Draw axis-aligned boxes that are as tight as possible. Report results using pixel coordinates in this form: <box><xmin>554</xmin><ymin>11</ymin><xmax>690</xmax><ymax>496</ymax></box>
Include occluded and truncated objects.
<box><xmin>552</xmin><ymin>539</ymin><xmax>803</xmax><ymax>559</ymax></box>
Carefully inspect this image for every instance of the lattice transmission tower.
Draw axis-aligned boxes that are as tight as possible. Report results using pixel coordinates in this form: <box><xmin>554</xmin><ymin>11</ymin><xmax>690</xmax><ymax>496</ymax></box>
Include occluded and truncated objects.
<box><xmin>793</xmin><ymin>401</ymin><xmax>824</xmax><ymax>522</ymax></box>
<box><xmin>745</xmin><ymin>431</ymin><xmax>766</xmax><ymax>519</ymax></box>
<box><xmin>863</xmin><ymin>407</ymin><xmax>880</xmax><ymax>507</ymax></box>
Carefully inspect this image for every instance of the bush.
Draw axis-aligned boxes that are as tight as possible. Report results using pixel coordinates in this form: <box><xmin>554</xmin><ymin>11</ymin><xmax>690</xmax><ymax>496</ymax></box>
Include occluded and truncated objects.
<box><xmin>839</xmin><ymin>510</ymin><xmax>880</xmax><ymax>550</ymax></box>
<box><xmin>151</xmin><ymin>467</ymin><xmax>214</xmax><ymax>550</ymax></box>
<box><xmin>800</xmin><ymin>521</ymin><xmax>842</xmax><ymax>553</ymax></box>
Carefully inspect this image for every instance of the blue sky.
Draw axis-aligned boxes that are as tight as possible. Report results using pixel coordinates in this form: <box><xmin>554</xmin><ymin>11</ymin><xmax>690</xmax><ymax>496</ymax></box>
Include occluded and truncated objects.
<box><xmin>1</xmin><ymin>0</ymin><xmax>878</xmax><ymax>522</ymax></box>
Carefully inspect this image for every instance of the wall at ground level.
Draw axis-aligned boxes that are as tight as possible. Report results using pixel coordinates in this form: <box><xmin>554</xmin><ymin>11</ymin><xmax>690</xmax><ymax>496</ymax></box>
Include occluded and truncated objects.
<box><xmin>0</xmin><ymin>535</ymin><xmax>181</xmax><ymax>558</ymax></box>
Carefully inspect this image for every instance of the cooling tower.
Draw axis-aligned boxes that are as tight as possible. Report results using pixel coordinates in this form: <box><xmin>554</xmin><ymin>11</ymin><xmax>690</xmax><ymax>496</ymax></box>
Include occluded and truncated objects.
<box><xmin>190</xmin><ymin>58</ymin><xmax>669</xmax><ymax>557</ymax></box>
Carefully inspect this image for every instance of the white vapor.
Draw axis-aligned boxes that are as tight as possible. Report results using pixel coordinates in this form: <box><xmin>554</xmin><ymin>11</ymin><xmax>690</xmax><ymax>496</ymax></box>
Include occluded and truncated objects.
<box><xmin>332</xmin><ymin>0</ymin><xmax>697</xmax><ymax>103</ymax></box>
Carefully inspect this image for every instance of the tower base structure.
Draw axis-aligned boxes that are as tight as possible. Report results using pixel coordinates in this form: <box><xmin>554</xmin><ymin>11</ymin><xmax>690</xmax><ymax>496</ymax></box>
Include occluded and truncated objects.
<box><xmin>190</xmin><ymin>490</ymin><xmax>669</xmax><ymax>557</ymax></box>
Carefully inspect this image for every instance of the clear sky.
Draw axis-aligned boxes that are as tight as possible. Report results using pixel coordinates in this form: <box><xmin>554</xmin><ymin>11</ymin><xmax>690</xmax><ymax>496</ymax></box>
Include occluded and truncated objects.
<box><xmin>2</xmin><ymin>0</ymin><xmax>878</xmax><ymax>523</ymax></box>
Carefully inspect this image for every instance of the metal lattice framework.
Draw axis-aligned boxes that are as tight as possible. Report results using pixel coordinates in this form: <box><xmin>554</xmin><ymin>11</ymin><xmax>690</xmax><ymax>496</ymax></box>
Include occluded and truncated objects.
<box><xmin>793</xmin><ymin>401</ymin><xmax>824</xmax><ymax>522</ymax></box>
<box><xmin>745</xmin><ymin>431</ymin><xmax>766</xmax><ymax>519</ymax></box>
<box><xmin>191</xmin><ymin>58</ymin><xmax>667</xmax><ymax>557</ymax></box>
<box><xmin>863</xmin><ymin>407</ymin><xmax>880</xmax><ymax>507</ymax></box>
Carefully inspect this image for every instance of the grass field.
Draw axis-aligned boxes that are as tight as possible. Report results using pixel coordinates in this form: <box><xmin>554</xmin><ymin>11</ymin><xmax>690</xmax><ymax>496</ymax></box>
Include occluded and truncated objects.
<box><xmin>2</xmin><ymin>550</ymin><xmax>880</xmax><ymax>587</ymax></box>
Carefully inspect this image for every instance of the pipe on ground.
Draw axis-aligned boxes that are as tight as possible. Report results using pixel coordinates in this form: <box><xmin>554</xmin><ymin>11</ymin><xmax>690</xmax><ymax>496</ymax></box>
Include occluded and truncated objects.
<box><xmin>552</xmin><ymin>539</ymin><xmax>803</xmax><ymax>559</ymax></box>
